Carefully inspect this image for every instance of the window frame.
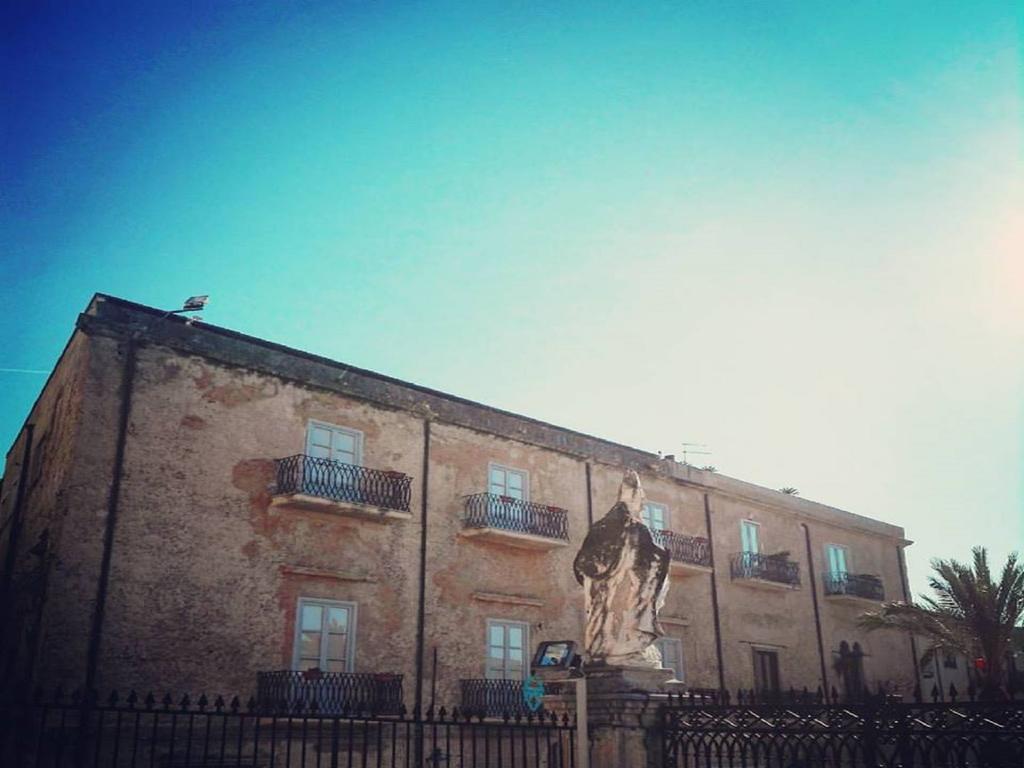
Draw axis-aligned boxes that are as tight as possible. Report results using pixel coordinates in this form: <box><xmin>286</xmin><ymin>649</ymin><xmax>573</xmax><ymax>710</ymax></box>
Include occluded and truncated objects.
<box><xmin>752</xmin><ymin>646</ymin><xmax>781</xmax><ymax>694</ymax></box>
<box><xmin>292</xmin><ymin>597</ymin><xmax>358</xmax><ymax>674</ymax></box>
<box><xmin>655</xmin><ymin>636</ymin><xmax>685</xmax><ymax>682</ymax></box>
<box><xmin>641</xmin><ymin>502</ymin><xmax>669</xmax><ymax>532</ymax></box>
<box><xmin>484</xmin><ymin>618</ymin><xmax>530</xmax><ymax>681</ymax></box>
<box><xmin>487</xmin><ymin>463</ymin><xmax>530</xmax><ymax>502</ymax></box>
<box><xmin>305</xmin><ymin>420</ymin><xmax>364</xmax><ymax>467</ymax></box>
<box><xmin>740</xmin><ymin>519</ymin><xmax>761</xmax><ymax>554</ymax></box>
<box><xmin>824</xmin><ymin>543</ymin><xmax>850</xmax><ymax>577</ymax></box>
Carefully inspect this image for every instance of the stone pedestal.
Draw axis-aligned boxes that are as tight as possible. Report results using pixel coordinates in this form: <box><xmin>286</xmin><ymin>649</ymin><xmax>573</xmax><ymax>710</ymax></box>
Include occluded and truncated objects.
<box><xmin>543</xmin><ymin>665</ymin><xmax>681</xmax><ymax>768</ymax></box>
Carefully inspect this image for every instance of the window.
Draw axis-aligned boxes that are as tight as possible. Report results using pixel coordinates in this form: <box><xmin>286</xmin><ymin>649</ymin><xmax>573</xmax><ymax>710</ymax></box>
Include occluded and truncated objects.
<box><xmin>655</xmin><ymin>637</ymin><xmax>684</xmax><ymax>681</ymax></box>
<box><xmin>485</xmin><ymin>619</ymin><xmax>528</xmax><ymax>681</ymax></box>
<box><xmin>293</xmin><ymin>598</ymin><xmax>356</xmax><ymax>673</ymax></box>
<box><xmin>306</xmin><ymin>421</ymin><xmax>362</xmax><ymax>466</ymax></box>
<box><xmin>943</xmin><ymin>652</ymin><xmax>958</xmax><ymax>669</ymax></box>
<box><xmin>826</xmin><ymin>544</ymin><xmax>849</xmax><ymax>578</ymax></box>
<box><xmin>489</xmin><ymin>464</ymin><xmax>528</xmax><ymax>501</ymax></box>
<box><xmin>838</xmin><ymin>641</ymin><xmax>865</xmax><ymax>699</ymax></box>
<box><xmin>641</xmin><ymin>502</ymin><xmax>667</xmax><ymax>532</ymax></box>
<box><xmin>752</xmin><ymin>649</ymin><xmax>780</xmax><ymax>695</ymax></box>
<box><xmin>741</xmin><ymin>520</ymin><xmax>760</xmax><ymax>554</ymax></box>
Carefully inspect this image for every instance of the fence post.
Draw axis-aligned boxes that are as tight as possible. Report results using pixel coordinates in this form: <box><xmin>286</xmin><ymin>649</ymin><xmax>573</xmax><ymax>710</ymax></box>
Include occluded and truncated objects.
<box><xmin>861</xmin><ymin>695</ymin><xmax>879</xmax><ymax>766</ymax></box>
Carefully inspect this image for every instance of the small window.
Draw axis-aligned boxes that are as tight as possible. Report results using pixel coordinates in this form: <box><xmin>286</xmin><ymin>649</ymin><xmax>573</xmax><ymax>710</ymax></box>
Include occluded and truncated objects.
<box><xmin>306</xmin><ymin>421</ymin><xmax>363</xmax><ymax>466</ymax></box>
<box><xmin>641</xmin><ymin>502</ymin><xmax>668</xmax><ymax>532</ymax></box>
<box><xmin>753</xmin><ymin>648</ymin><xmax>780</xmax><ymax>694</ymax></box>
<box><xmin>741</xmin><ymin>520</ymin><xmax>760</xmax><ymax>554</ymax></box>
<box><xmin>488</xmin><ymin>464</ymin><xmax>529</xmax><ymax>501</ymax></box>
<box><xmin>943</xmin><ymin>653</ymin><xmax>958</xmax><ymax>669</ymax></box>
<box><xmin>655</xmin><ymin>637</ymin><xmax>685</xmax><ymax>682</ymax></box>
<box><xmin>825</xmin><ymin>544</ymin><xmax>849</xmax><ymax>578</ymax></box>
<box><xmin>293</xmin><ymin>598</ymin><xmax>356</xmax><ymax>673</ymax></box>
<box><xmin>485</xmin><ymin>619</ymin><xmax>529</xmax><ymax>681</ymax></box>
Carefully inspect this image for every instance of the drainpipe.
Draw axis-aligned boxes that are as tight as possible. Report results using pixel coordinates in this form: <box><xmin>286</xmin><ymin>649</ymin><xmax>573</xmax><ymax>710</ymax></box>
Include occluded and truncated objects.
<box><xmin>84</xmin><ymin>338</ymin><xmax>137</xmax><ymax>696</ymax></box>
<box><xmin>896</xmin><ymin>545</ymin><xmax>923</xmax><ymax>695</ymax></box>
<box><xmin>1</xmin><ymin>423</ymin><xmax>34</xmax><ymax>685</ymax></box>
<box><xmin>413</xmin><ymin>418</ymin><xmax>430</xmax><ymax>714</ymax></box>
<box><xmin>1</xmin><ymin>424</ymin><xmax>35</xmax><ymax>604</ymax></box>
<box><xmin>584</xmin><ymin>463</ymin><xmax>593</xmax><ymax>528</ymax></box>
<box><xmin>703</xmin><ymin>493</ymin><xmax>726</xmax><ymax>692</ymax></box>
<box><xmin>801</xmin><ymin>523</ymin><xmax>830</xmax><ymax>700</ymax></box>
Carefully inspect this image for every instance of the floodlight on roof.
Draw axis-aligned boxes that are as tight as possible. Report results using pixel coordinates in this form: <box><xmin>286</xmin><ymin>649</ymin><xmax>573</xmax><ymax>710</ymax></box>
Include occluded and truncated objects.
<box><xmin>182</xmin><ymin>295</ymin><xmax>208</xmax><ymax>312</ymax></box>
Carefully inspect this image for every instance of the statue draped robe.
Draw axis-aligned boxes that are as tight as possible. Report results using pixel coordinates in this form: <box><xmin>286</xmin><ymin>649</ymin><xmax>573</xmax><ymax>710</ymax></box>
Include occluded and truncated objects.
<box><xmin>573</xmin><ymin>498</ymin><xmax>670</xmax><ymax>667</ymax></box>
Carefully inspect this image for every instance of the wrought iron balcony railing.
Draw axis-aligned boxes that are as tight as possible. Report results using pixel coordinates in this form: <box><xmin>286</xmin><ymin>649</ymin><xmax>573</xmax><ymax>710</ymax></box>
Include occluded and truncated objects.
<box><xmin>274</xmin><ymin>454</ymin><xmax>412</xmax><ymax>513</ymax></box>
<box><xmin>256</xmin><ymin>670</ymin><xmax>403</xmax><ymax>715</ymax></box>
<box><xmin>824</xmin><ymin>572</ymin><xmax>885</xmax><ymax>601</ymax></box>
<box><xmin>463</xmin><ymin>493</ymin><xmax>569</xmax><ymax>541</ymax></box>
<box><xmin>730</xmin><ymin>551</ymin><xmax>801</xmax><ymax>587</ymax></box>
<box><xmin>653</xmin><ymin>530</ymin><xmax>712</xmax><ymax>568</ymax></box>
<box><xmin>460</xmin><ymin>679</ymin><xmax>529</xmax><ymax>717</ymax></box>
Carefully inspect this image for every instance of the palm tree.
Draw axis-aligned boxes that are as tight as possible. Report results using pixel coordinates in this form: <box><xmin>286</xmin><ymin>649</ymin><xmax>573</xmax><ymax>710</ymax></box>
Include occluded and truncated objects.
<box><xmin>858</xmin><ymin>547</ymin><xmax>1023</xmax><ymax>699</ymax></box>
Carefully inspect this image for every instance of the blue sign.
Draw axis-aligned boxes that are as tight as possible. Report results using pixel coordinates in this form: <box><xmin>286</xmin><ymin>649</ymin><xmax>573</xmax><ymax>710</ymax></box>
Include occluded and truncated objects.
<box><xmin>523</xmin><ymin>675</ymin><xmax>545</xmax><ymax>712</ymax></box>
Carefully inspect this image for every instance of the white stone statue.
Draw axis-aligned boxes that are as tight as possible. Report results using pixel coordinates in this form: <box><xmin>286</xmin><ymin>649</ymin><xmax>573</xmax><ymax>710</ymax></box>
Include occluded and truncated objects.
<box><xmin>573</xmin><ymin>471</ymin><xmax>670</xmax><ymax>667</ymax></box>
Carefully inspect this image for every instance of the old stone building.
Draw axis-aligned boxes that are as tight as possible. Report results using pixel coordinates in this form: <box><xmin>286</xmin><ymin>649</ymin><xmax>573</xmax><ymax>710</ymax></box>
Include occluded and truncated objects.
<box><xmin>1</xmin><ymin>295</ymin><xmax>917</xmax><ymax>709</ymax></box>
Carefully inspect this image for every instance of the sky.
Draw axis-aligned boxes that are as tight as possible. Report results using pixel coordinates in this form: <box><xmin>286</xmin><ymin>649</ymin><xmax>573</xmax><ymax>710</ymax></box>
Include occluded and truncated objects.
<box><xmin>2</xmin><ymin>1</ymin><xmax>1022</xmax><ymax>595</ymax></box>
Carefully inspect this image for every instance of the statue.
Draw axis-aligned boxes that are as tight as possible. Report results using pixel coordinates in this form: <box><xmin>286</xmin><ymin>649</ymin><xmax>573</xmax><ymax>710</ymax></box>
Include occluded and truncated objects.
<box><xmin>573</xmin><ymin>471</ymin><xmax>670</xmax><ymax>667</ymax></box>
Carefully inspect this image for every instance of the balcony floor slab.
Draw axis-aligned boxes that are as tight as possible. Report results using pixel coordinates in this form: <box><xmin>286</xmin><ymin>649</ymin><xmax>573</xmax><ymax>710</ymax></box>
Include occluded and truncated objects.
<box><xmin>669</xmin><ymin>561</ymin><xmax>713</xmax><ymax>577</ymax></box>
<box><xmin>824</xmin><ymin>592</ymin><xmax>883</xmax><ymax>605</ymax></box>
<box><xmin>732</xmin><ymin>577</ymin><xmax>800</xmax><ymax>591</ymax></box>
<box><xmin>270</xmin><ymin>493</ymin><xmax>412</xmax><ymax>521</ymax></box>
<box><xmin>460</xmin><ymin>527</ymin><xmax>568</xmax><ymax>551</ymax></box>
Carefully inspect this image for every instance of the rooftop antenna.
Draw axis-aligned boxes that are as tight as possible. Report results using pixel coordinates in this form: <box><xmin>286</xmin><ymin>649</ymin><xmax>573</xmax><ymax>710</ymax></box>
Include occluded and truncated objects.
<box><xmin>680</xmin><ymin>442</ymin><xmax>711</xmax><ymax>465</ymax></box>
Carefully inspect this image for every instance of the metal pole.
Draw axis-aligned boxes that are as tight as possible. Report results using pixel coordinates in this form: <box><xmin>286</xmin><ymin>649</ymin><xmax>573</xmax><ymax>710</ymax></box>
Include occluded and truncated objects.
<box><xmin>575</xmin><ymin>677</ymin><xmax>588</xmax><ymax>768</ymax></box>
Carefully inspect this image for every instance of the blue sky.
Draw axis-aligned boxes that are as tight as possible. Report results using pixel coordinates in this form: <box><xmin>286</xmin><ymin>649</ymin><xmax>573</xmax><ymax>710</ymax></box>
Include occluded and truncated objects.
<box><xmin>2</xmin><ymin>1</ymin><xmax>1021</xmax><ymax>593</ymax></box>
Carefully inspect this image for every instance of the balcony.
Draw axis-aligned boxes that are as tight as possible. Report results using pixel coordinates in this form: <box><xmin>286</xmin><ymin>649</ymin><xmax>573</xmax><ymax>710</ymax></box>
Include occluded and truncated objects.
<box><xmin>256</xmin><ymin>670</ymin><xmax>403</xmax><ymax>714</ymax></box>
<box><xmin>824</xmin><ymin>572</ymin><xmax>885</xmax><ymax>602</ymax></box>
<box><xmin>460</xmin><ymin>493</ymin><xmax>569</xmax><ymax>550</ymax></box>
<box><xmin>271</xmin><ymin>454</ymin><xmax>412</xmax><ymax>520</ymax></box>
<box><xmin>730</xmin><ymin>552</ymin><xmax>801</xmax><ymax>589</ymax></box>
<box><xmin>653</xmin><ymin>531</ymin><xmax>712</xmax><ymax>576</ymax></box>
<box><xmin>460</xmin><ymin>679</ymin><xmax>529</xmax><ymax>718</ymax></box>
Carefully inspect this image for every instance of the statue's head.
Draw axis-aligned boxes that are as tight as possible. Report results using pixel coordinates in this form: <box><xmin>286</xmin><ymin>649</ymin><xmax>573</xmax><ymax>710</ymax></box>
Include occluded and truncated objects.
<box><xmin>618</xmin><ymin>470</ymin><xmax>646</xmax><ymax>519</ymax></box>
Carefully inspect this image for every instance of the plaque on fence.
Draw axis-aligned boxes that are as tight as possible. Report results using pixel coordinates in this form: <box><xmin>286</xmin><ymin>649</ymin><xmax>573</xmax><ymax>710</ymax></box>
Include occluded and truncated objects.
<box><xmin>523</xmin><ymin>674</ymin><xmax>545</xmax><ymax>712</ymax></box>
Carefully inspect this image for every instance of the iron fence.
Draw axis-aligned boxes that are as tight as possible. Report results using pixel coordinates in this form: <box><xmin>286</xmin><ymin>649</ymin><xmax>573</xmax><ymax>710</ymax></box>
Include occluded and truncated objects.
<box><xmin>274</xmin><ymin>454</ymin><xmax>412</xmax><ymax>513</ymax></box>
<box><xmin>729</xmin><ymin>551</ymin><xmax>800</xmax><ymax>587</ymax></box>
<box><xmin>256</xmin><ymin>670</ymin><xmax>403</xmax><ymax>715</ymax></box>
<box><xmin>463</xmin><ymin>494</ymin><xmax>569</xmax><ymax>541</ymax></box>
<box><xmin>660</xmin><ymin>692</ymin><xmax>1024</xmax><ymax>767</ymax></box>
<box><xmin>460</xmin><ymin>680</ymin><xmax>529</xmax><ymax>718</ymax></box>
<box><xmin>0</xmin><ymin>687</ymin><xmax>576</xmax><ymax>768</ymax></box>
<box><xmin>823</xmin><ymin>571</ymin><xmax>885</xmax><ymax>601</ymax></box>
<box><xmin>653</xmin><ymin>531</ymin><xmax>711</xmax><ymax>568</ymax></box>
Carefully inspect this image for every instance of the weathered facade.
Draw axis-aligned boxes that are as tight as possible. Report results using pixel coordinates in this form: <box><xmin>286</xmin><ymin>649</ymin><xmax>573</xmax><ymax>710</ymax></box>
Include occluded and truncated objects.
<box><xmin>1</xmin><ymin>294</ymin><xmax>917</xmax><ymax>707</ymax></box>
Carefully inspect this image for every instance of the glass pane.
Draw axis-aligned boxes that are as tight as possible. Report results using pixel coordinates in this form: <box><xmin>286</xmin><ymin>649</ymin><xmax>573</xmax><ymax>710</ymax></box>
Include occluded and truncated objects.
<box><xmin>507</xmin><ymin>472</ymin><xmax>523</xmax><ymax>490</ymax></box>
<box><xmin>310</xmin><ymin>426</ymin><xmax>331</xmax><ymax>448</ymax></box>
<box><xmin>489</xmin><ymin>625</ymin><xmax>504</xmax><ymax>646</ymax></box>
<box><xmin>300</xmin><ymin>631</ymin><xmax>321</xmax><ymax>658</ymax></box>
<box><xmin>326</xmin><ymin>633</ymin><xmax>348</xmax><ymax>662</ymax></box>
<box><xmin>301</xmin><ymin>604</ymin><xmax>323</xmax><ymax>632</ymax></box>
<box><xmin>490</xmin><ymin>467</ymin><xmax>505</xmax><ymax>487</ymax></box>
<box><xmin>327</xmin><ymin>607</ymin><xmax>349</xmax><ymax>632</ymax></box>
<box><xmin>325</xmin><ymin>658</ymin><xmax>347</xmax><ymax>672</ymax></box>
<box><xmin>488</xmin><ymin>644</ymin><xmax>505</xmax><ymax>659</ymax></box>
<box><xmin>508</xmin><ymin>626</ymin><xmax>523</xmax><ymax>648</ymax></box>
<box><xmin>297</xmin><ymin>657</ymin><xmax>320</xmax><ymax>671</ymax></box>
<box><xmin>335</xmin><ymin>432</ymin><xmax>355</xmax><ymax>452</ymax></box>
<box><xmin>508</xmin><ymin>647</ymin><xmax>522</xmax><ymax>662</ymax></box>
<box><xmin>308</xmin><ymin>443</ymin><xmax>330</xmax><ymax>459</ymax></box>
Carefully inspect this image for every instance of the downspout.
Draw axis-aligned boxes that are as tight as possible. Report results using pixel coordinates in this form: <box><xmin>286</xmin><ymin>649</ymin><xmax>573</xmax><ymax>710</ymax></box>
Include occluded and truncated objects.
<box><xmin>1</xmin><ymin>423</ymin><xmax>34</xmax><ymax>685</ymax></box>
<box><xmin>413</xmin><ymin>418</ymin><xmax>431</xmax><ymax>713</ymax></box>
<box><xmin>584</xmin><ymin>462</ymin><xmax>593</xmax><ymax>528</ymax></box>
<box><xmin>1</xmin><ymin>424</ymin><xmax>35</xmax><ymax>605</ymax></box>
<box><xmin>801</xmin><ymin>523</ymin><xmax>830</xmax><ymax>700</ymax></box>
<box><xmin>896</xmin><ymin>545</ymin><xmax>923</xmax><ymax>695</ymax></box>
<box><xmin>84</xmin><ymin>338</ymin><xmax>137</xmax><ymax>695</ymax></box>
<box><xmin>703</xmin><ymin>493</ymin><xmax>726</xmax><ymax>692</ymax></box>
